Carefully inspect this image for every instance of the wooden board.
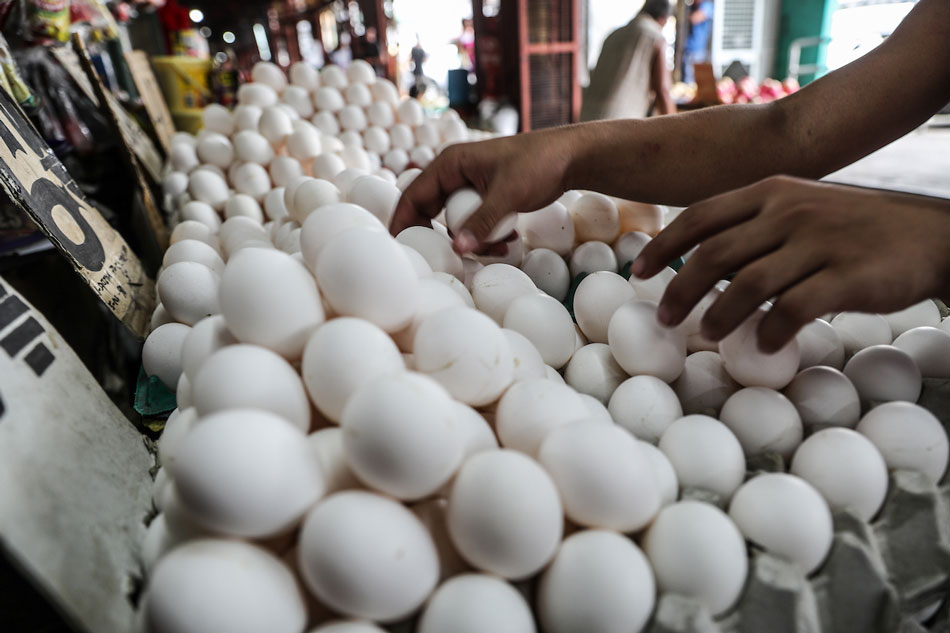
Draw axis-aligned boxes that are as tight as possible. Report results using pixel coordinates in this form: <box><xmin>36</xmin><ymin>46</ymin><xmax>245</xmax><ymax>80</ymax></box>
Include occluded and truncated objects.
<box><xmin>72</xmin><ymin>34</ymin><xmax>169</xmax><ymax>255</ymax></box>
<box><xmin>51</xmin><ymin>44</ymin><xmax>164</xmax><ymax>184</ymax></box>
<box><xmin>0</xmin><ymin>86</ymin><xmax>155</xmax><ymax>339</ymax></box>
<box><xmin>125</xmin><ymin>50</ymin><xmax>176</xmax><ymax>153</ymax></box>
<box><xmin>0</xmin><ymin>275</ymin><xmax>153</xmax><ymax>633</ymax></box>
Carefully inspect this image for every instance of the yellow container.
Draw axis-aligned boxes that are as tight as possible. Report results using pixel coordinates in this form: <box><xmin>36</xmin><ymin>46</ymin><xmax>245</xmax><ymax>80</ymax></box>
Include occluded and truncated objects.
<box><xmin>150</xmin><ymin>56</ymin><xmax>211</xmax><ymax>110</ymax></box>
<box><xmin>170</xmin><ymin>108</ymin><xmax>204</xmax><ymax>134</ymax></box>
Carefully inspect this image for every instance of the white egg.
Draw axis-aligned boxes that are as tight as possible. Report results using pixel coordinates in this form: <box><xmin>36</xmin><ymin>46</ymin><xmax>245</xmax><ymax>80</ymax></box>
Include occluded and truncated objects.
<box><xmin>658</xmin><ymin>415</ymin><xmax>745</xmax><ymax>499</ymax></box>
<box><xmin>389</xmin><ymin>123</ymin><xmax>415</xmax><ymax>151</ymax></box>
<box><xmin>289</xmin><ymin>61</ymin><xmax>319</xmax><ymax>90</ymax></box>
<box><xmin>308</xmin><ymin>428</ymin><xmax>361</xmax><ymax>495</ymax></box>
<box><xmin>441</xmin><ymin>118</ymin><xmax>468</xmax><ymax>143</ymax></box>
<box><xmin>608</xmin><ymin>375</ymin><xmax>683</xmax><ymax>442</ymax></box>
<box><xmin>471</xmin><ymin>263</ymin><xmax>538</xmax><ymax>324</ymax></box>
<box><xmin>180</xmin><ymin>315</ymin><xmax>237</xmax><ymax>380</ymax></box>
<box><xmin>370</xmin><ymin>78</ymin><xmax>400</xmax><ymax>106</ymax></box>
<box><xmin>431</xmin><ymin>271</ymin><xmax>475</xmax><ymax>308</ymax></box>
<box><xmin>843</xmin><ymin>344</ymin><xmax>921</xmax><ymax>403</ymax></box>
<box><xmin>719</xmin><ymin>309</ymin><xmax>800</xmax><ymax>389</ymax></box>
<box><xmin>252</xmin><ymin>61</ymin><xmax>288</xmax><ymax>92</ymax></box>
<box><xmin>857</xmin><ymin>401</ymin><xmax>948</xmax><ymax>484</ymax></box>
<box><xmin>224</xmin><ymin>194</ymin><xmax>265</xmax><ymax>223</ymax></box>
<box><xmin>366</xmin><ymin>150</ymin><xmax>383</xmax><ymax>171</ymax></box>
<box><xmin>162</xmin><ymin>239</ymin><xmax>225</xmax><ymax>275</ymax></box>
<box><xmin>157</xmin><ymin>408</ymin><xmax>197</xmax><ymax>469</ymax></box>
<box><xmin>573</xmin><ymin>271</ymin><xmax>637</xmax><ymax>343</ymax></box>
<box><xmin>892</xmin><ymin>326</ymin><xmax>950</xmax><ymax>378</ymax></box>
<box><xmin>192</xmin><ymin>344</ymin><xmax>311</xmax><ymax>431</ymax></box>
<box><xmin>500</xmin><ymin>328</ymin><xmax>547</xmax><ymax>383</ymax></box>
<box><xmin>188</xmin><ymin>169</ymin><xmax>229</xmax><ymax>210</ymax></box>
<box><xmin>538</xmin><ymin>530</ymin><xmax>655</xmax><ymax>633</ymax></box>
<box><xmin>642</xmin><ymin>501</ymin><xmax>748</xmax><ymax>615</ymax></box>
<box><xmin>145</xmin><ymin>539</ymin><xmax>306</xmax><ymax>633</ymax></box>
<box><xmin>563</xmin><ymin>343</ymin><xmax>627</xmax><ymax>404</ymax></box>
<box><xmin>395</xmin><ymin>99</ymin><xmax>424</xmax><ymax>126</ymax></box>
<box><xmin>628</xmin><ymin>265</ymin><xmax>675</xmax><ymax>304</ymax></box>
<box><xmin>795</xmin><ymin>318</ymin><xmax>845</xmax><ymax>370</ymax></box>
<box><xmin>729</xmin><ymin>473</ymin><xmax>833</xmax><ymax>574</ymax></box>
<box><xmin>518</xmin><ymin>201</ymin><xmax>575</xmax><ymax>256</ymax></box>
<box><xmin>364</xmin><ymin>102</ymin><xmax>393</xmax><ymax>130</ymax></box>
<box><xmin>883</xmin><ymin>299</ymin><xmax>941</xmax><ymax>338</ymax></box>
<box><xmin>414</xmin><ymin>306</ymin><xmax>514</xmax><ymax>406</ymax></box>
<box><xmin>448</xmin><ymin>449</ymin><xmax>562</xmax><ymax>579</ymax></box>
<box><xmin>502</xmin><ymin>294</ymin><xmax>575</xmax><ymax>369</ymax></box>
<box><xmin>170</xmin><ymin>220</ymin><xmax>216</xmax><ymax>248</ymax></box>
<box><xmin>157</xmin><ymin>262</ymin><xmax>220</xmax><ymax>325</ymax></box>
<box><xmin>316</xmin><ymin>228</ymin><xmax>420</xmax><ymax>332</ymax></box>
<box><xmin>392</xmin><ymin>279</ymin><xmax>466</xmax><ymax>349</ymax></box>
<box><xmin>313</xmin><ymin>86</ymin><xmax>345</xmax><ymax>112</ymax></box>
<box><xmin>569</xmin><ymin>240</ymin><xmax>618</xmax><ymax>276</ymax></box>
<box><xmin>292</xmin><ymin>179</ymin><xmax>342</xmax><ymax>223</ymax></box>
<box><xmin>170</xmin><ymin>141</ymin><xmax>199</xmax><ymax>172</ymax></box>
<box><xmin>375</xmin><ymin>167</ymin><xmax>398</xmax><ymax>185</ymax></box>
<box><xmin>150</xmin><ymin>303</ymin><xmax>173</xmax><ymax>330</ymax></box>
<box><xmin>202</xmin><ymin>103</ymin><xmax>234</xmax><ymax>135</ymax></box>
<box><xmin>338</xmin><ymin>104</ymin><xmax>368</xmax><ymax>132</ymax></box>
<box><xmin>339</xmin><ymin>145</ymin><xmax>372</xmax><ymax>171</ymax></box>
<box><xmin>299</xmin><ymin>202</ymin><xmax>384</xmax><ymax>270</ymax></box>
<box><xmin>175</xmin><ymin>373</ymin><xmax>193</xmax><ymax>410</ymax></box>
<box><xmin>363</xmin><ymin>126</ymin><xmax>391</xmax><ymax>155</ymax></box>
<box><xmin>333</xmin><ymin>167</ymin><xmax>369</xmax><ymax>196</ymax></box>
<box><xmin>269</xmin><ymin>155</ymin><xmax>303</xmax><ymax>187</ymax></box>
<box><xmin>170</xmin><ymin>409</ymin><xmax>323</xmax><ymax>537</ymax></box>
<box><xmin>219</xmin><ymin>216</ymin><xmax>270</xmax><ymax>257</ymax></box>
<box><xmin>613</xmin><ymin>231</ymin><xmax>652</xmax><ymax>269</ymax></box>
<box><xmin>414</xmin><ymin>121</ymin><xmax>440</xmax><ymax>148</ymax></box>
<box><xmin>311</xmin><ymin>153</ymin><xmax>347</xmax><ymax>181</ymax></box>
<box><xmin>232</xmin><ymin>130</ymin><xmax>275</xmax><ymax>166</ymax></box>
<box><xmin>383</xmin><ymin>148</ymin><xmax>410</xmax><ymax>174</ymax></box>
<box><xmin>345</xmin><ymin>59</ymin><xmax>376</xmax><ymax>84</ymax></box>
<box><xmin>451</xmin><ymin>401</ymin><xmax>499</xmax><ymax>458</ymax></box>
<box><xmin>339</xmin><ymin>130</ymin><xmax>364</xmax><ymax>147</ymax></box>
<box><xmin>608</xmin><ymin>299</ymin><xmax>686</xmax><ymax>382</ymax></box>
<box><xmin>345</xmin><ymin>175</ymin><xmax>401</xmax><ymax>227</ymax></box>
<box><xmin>163</xmin><ymin>171</ymin><xmax>189</xmax><ymax>198</ymax></box>
<box><xmin>311</xmin><ymin>110</ymin><xmax>341</xmax><ymax>136</ymax></box>
<box><xmin>495</xmin><ymin>378</ymin><xmax>591</xmax><ymax>455</ymax></box>
<box><xmin>230</xmin><ymin>163</ymin><xmax>272</xmax><ymax>201</ymax></box>
<box><xmin>238</xmin><ymin>82</ymin><xmax>278</xmax><ymax>108</ymax></box>
<box><xmin>831</xmin><ymin>312</ymin><xmax>892</xmax><ymax>354</ymax></box>
<box><xmin>539</xmin><ymin>422</ymin><xmax>660</xmax><ymax>530</ymax></box>
<box><xmin>520</xmin><ymin>248</ymin><xmax>570</xmax><ymax>301</ymax></box>
<box><xmin>286</xmin><ymin>123</ymin><xmax>323</xmax><ymax>161</ymax></box>
<box><xmin>571</xmin><ymin>192</ymin><xmax>620</xmax><ymax>243</ymax></box>
<box><xmin>282</xmin><ymin>85</ymin><xmax>314</xmax><ymax>118</ymax></box>
<box><xmin>783</xmin><ymin>366</ymin><xmax>861</xmax><ymax>430</ymax></box>
<box><xmin>474</xmin><ymin>233</ymin><xmax>525</xmax><ymax>268</ymax></box>
<box><xmin>143</xmin><ymin>323</ymin><xmax>191</xmax><ymax>389</ymax></box>
<box><xmin>419</xmin><ymin>574</ymin><xmax>534</xmax><ymax>633</ymax></box>
<box><xmin>638</xmin><ymin>440</ymin><xmax>678</xmax><ymax>506</ymax></box>
<box><xmin>301</xmin><ymin>317</ymin><xmax>404</xmax><ymax>423</ymax></box>
<box><xmin>259</xmin><ymin>105</ymin><xmax>294</xmax><ymax>146</ymax></box>
<box><xmin>219</xmin><ymin>248</ymin><xmax>325</xmax><ymax>359</ymax></box>
<box><xmin>443</xmin><ymin>187</ymin><xmax>516</xmax><ymax>243</ymax></box>
<box><xmin>671</xmin><ymin>350</ymin><xmax>740</xmax><ymax>416</ymax></box>
<box><xmin>233</xmin><ymin>104</ymin><xmax>263</xmax><ymax>131</ymax></box>
<box><xmin>299</xmin><ymin>491</ymin><xmax>439</xmax><ymax>621</ymax></box>
<box><xmin>719</xmin><ymin>387</ymin><xmax>803</xmax><ymax>459</ymax></box>
<box><xmin>341</xmin><ymin>372</ymin><xmax>462</xmax><ymax>499</ymax></box>
<box><xmin>396</xmin><ymin>226</ymin><xmax>463</xmax><ymax>279</ymax></box>
<box><xmin>790</xmin><ymin>428</ymin><xmax>887</xmax><ymax>521</ymax></box>
<box><xmin>558</xmin><ymin>190</ymin><xmax>582</xmax><ymax>207</ymax></box>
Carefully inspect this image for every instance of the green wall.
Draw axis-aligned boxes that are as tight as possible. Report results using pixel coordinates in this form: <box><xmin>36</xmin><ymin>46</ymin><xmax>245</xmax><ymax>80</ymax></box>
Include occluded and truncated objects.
<box><xmin>774</xmin><ymin>0</ymin><xmax>837</xmax><ymax>83</ymax></box>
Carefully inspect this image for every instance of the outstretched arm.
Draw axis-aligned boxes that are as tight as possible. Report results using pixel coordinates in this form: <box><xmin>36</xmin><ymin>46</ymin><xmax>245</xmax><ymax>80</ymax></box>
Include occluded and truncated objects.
<box><xmin>392</xmin><ymin>0</ymin><xmax>950</xmax><ymax>249</ymax></box>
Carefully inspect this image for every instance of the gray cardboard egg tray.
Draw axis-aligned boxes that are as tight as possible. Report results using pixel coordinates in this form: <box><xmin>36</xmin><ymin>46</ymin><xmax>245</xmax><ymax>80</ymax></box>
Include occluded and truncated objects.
<box><xmin>646</xmin><ymin>379</ymin><xmax>950</xmax><ymax>633</ymax></box>
<box><xmin>2</xmin><ymin>269</ymin><xmax>949</xmax><ymax>633</ymax></box>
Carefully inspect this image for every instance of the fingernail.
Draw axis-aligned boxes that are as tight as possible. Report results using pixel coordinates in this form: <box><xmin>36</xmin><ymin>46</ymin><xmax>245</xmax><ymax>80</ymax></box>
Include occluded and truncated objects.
<box><xmin>630</xmin><ymin>257</ymin><xmax>645</xmax><ymax>278</ymax></box>
<box><xmin>455</xmin><ymin>230</ymin><xmax>478</xmax><ymax>254</ymax></box>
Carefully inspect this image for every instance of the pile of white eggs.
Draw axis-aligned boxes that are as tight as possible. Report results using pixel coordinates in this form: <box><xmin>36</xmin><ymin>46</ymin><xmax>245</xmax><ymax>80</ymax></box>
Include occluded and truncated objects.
<box><xmin>142</xmin><ymin>60</ymin><xmax>950</xmax><ymax>633</ymax></box>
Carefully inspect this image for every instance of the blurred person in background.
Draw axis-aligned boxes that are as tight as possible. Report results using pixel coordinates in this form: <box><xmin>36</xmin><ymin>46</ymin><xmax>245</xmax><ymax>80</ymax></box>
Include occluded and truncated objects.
<box><xmin>331</xmin><ymin>32</ymin><xmax>353</xmax><ymax>69</ymax></box>
<box><xmin>411</xmin><ymin>34</ymin><xmax>428</xmax><ymax>84</ymax></box>
<box><xmin>682</xmin><ymin>0</ymin><xmax>714</xmax><ymax>85</ymax></box>
<box><xmin>454</xmin><ymin>18</ymin><xmax>476</xmax><ymax>71</ymax></box>
<box><xmin>581</xmin><ymin>0</ymin><xmax>676</xmax><ymax>122</ymax></box>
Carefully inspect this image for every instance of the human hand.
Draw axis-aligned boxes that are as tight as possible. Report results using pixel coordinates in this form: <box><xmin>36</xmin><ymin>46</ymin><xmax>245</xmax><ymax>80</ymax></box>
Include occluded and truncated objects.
<box><xmin>390</xmin><ymin>128</ymin><xmax>575</xmax><ymax>253</ymax></box>
<box><xmin>631</xmin><ymin>175</ymin><xmax>950</xmax><ymax>352</ymax></box>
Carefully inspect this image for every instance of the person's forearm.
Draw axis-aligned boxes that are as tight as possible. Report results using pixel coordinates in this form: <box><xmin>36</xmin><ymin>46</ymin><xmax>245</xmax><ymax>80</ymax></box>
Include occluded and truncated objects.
<box><xmin>563</xmin><ymin>103</ymin><xmax>794</xmax><ymax>206</ymax></box>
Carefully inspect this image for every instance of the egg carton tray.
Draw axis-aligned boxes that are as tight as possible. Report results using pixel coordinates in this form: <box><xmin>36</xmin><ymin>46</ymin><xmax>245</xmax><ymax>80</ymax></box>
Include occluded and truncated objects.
<box><xmin>637</xmin><ymin>379</ymin><xmax>950</xmax><ymax>633</ymax></box>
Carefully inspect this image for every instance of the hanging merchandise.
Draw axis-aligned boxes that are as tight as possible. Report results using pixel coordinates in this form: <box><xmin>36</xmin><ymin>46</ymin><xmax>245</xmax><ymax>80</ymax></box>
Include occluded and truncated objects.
<box><xmin>0</xmin><ymin>32</ymin><xmax>35</xmax><ymax>107</ymax></box>
<box><xmin>26</xmin><ymin>0</ymin><xmax>72</xmax><ymax>43</ymax></box>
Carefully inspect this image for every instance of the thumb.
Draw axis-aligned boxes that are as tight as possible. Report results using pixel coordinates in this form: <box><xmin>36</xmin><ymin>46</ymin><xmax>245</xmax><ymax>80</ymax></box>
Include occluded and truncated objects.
<box><xmin>453</xmin><ymin>185</ymin><xmax>512</xmax><ymax>255</ymax></box>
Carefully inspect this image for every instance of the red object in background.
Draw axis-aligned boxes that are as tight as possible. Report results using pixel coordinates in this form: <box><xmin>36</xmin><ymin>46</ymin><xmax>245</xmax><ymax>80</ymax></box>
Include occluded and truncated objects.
<box><xmin>158</xmin><ymin>0</ymin><xmax>191</xmax><ymax>53</ymax></box>
<box><xmin>475</xmin><ymin>17</ymin><xmax>503</xmax><ymax>100</ymax></box>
